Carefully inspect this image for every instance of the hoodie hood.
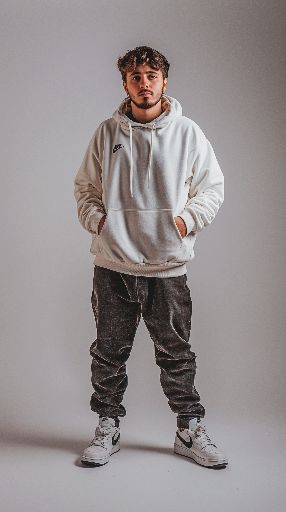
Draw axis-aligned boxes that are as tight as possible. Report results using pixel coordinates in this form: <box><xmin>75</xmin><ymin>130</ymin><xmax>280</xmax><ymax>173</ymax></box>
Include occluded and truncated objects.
<box><xmin>112</xmin><ymin>95</ymin><xmax>183</xmax><ymax>196</ymax></box>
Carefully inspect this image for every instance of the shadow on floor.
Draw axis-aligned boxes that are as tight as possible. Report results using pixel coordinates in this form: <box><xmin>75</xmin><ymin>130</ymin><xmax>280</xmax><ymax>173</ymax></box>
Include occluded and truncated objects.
<box><xmin>1</xmin><ymin>431</ymin><xmax>228</xmax><ymax>470</ymax></box>
<box><xmin>0</xmin><ymin>430</ymin><xmax>174</xmax><ymax>465</ymax></box>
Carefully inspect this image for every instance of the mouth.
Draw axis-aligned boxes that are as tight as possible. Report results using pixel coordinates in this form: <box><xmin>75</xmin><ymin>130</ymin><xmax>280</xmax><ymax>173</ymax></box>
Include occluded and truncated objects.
<box><xmin>139</xmin><ymin>92</ymin><xmax>152</xmax><ymax>96</ymax></box>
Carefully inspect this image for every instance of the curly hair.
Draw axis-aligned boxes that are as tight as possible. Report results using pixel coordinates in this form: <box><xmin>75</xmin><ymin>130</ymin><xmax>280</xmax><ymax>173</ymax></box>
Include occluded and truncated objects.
<box><xmin>117</xmin><ymin>46</ymin><xmax>170</xmax><ymax>82</ymax></box>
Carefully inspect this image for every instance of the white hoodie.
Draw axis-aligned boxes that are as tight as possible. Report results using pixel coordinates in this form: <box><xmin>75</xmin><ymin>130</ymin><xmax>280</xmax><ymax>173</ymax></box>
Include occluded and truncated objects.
<box><xmin>74</xmin><ymin>95</ymin><xmax>224</xmax><ymax>277</ymax></box>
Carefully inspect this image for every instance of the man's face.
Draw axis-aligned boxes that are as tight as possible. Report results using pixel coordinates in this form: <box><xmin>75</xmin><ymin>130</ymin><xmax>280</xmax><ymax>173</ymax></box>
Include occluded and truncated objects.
<box><xmin>123</xmin><ymin>63</ymin><xmax>167</xmax><ymax>110</ymax></box>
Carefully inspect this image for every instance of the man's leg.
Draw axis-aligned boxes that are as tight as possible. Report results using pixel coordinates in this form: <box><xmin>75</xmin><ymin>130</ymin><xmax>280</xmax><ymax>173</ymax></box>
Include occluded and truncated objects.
<box><xmin>141</xmin><ymin>273</ymin><xmax>205</xmax><ymax>427</ymax></box>
<box><xmin>89</xmin><ymin>266</ymin><xmax>141</xmax><ymax>419</ymax></box>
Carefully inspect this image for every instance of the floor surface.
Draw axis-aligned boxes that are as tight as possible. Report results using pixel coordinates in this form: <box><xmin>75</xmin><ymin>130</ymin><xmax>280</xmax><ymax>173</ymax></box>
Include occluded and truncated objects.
<box><xmin>1</xmin><ymin>415</ymin><xmax>285</xmax><ymax>512</ymax></box>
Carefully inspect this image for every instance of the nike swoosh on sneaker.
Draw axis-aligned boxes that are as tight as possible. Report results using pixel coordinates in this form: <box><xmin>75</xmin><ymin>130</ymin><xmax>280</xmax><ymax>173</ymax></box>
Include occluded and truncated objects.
<box><xmin>112</xmin><ymin>433</ymin><xmax>120</xmax><ymax>445</ymax></box>
<box><xmin>177</xmin><ymin>431</ymin><xmax>193</xmax><ymax>448</ymax></box>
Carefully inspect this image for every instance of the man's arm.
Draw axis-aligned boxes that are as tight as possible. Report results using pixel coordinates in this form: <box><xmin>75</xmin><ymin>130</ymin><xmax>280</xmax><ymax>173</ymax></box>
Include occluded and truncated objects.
<box><xmin>74</xmin><ymin>126</ymin><xmax>106</xmax><ymax>235</ymax></box>
<box><xmin>178</xmin><ymin>127</ymin><xmax>224</xmax><ymax>236</ymax></box>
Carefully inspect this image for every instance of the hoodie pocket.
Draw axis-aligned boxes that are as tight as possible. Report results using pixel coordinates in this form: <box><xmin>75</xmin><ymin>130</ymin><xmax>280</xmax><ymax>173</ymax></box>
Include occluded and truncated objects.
<box><xmin>97</xmin><ymin>208</ymin><xmax>189</xmax><ymax>265</ymax></box>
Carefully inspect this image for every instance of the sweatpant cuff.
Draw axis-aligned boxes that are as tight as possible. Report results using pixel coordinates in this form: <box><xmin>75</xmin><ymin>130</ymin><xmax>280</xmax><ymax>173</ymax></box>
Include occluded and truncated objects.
<box><xmin>177</xmin><ymin>417</ymin><xmax>201</xmax><ymax>429</ymax></box>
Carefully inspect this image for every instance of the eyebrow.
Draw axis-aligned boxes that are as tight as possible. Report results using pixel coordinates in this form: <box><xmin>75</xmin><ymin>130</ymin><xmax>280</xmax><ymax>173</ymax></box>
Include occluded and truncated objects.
<box><xmin>130</xmin><ymin>70</ymin><xmax>159</xmax><ymax>76</ymax></box>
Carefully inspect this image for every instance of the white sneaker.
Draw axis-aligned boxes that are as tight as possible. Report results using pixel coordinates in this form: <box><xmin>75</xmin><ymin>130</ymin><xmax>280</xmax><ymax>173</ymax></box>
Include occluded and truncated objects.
<box><xmin>81</xmin><ymin>417</ymin><xmax>120</xmax><ymax>466</ymax></box>
<box><xmin>174</xmin><ymin>419</ymin><xmax>228</xmax><ymax>468</ymax></box>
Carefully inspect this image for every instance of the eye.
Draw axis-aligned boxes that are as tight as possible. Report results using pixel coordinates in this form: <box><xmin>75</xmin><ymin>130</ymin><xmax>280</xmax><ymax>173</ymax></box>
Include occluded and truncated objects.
<box><xmin>131</xmin><ymin>74</ymin><xmax>158</xmax><ymax>81</ymax></box>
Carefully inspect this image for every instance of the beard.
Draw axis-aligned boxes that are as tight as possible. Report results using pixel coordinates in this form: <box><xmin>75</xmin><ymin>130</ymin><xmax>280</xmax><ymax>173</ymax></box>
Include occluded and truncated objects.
<box><xmin>128</xmin><ymin>87</ymin><xmax>165</xmax><ymax>110</ymax></box>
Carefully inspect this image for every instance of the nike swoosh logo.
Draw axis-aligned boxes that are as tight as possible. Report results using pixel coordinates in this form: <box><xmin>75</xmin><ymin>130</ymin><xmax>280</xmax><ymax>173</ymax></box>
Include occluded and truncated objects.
<box><xmin>113</xmin><ymin>144</ymin><xmax>123</xmax><ymax>153</ymax></box>
<box><xmin>112</xmin><ymin>433</ymin><xmax>120</xmax><ymax>445</ymax></box>
<box><xmin>177</xmin><ymin>431</ymin><xmax>193</xmax><ymax>448</ymax></box>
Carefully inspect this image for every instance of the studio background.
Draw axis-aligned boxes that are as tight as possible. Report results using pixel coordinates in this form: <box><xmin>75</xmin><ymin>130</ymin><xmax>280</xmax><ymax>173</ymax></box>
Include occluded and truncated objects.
<box><xmin>1</xmin><ymin>1</ymin><xmax>285</xmax><ymax>511</ymax></box>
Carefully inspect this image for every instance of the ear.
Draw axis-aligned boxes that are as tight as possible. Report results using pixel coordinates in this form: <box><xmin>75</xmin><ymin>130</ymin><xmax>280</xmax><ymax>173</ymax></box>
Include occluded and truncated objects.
<box><xmin>163</xmin><ymin>78</ymin><xmax>168</xmax><ymax>91</ymax></box>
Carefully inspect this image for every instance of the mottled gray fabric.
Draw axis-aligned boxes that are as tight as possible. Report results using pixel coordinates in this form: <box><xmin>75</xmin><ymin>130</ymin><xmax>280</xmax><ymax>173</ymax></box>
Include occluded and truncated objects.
<box><xmin>89</xmin><ymin>265</ymin><xmax>205</xmax><ymax>426</ymax></box>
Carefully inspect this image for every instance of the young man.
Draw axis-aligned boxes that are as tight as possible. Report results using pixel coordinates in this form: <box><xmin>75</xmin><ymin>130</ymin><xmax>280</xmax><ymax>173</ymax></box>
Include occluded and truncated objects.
<box><xmin>74</xmin><ymin>46</ymin><xmax>228</xmax><ymax>469</ymax></box>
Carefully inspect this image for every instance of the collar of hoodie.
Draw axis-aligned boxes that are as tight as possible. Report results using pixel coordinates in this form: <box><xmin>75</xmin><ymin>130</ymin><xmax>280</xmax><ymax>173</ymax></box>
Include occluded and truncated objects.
<box><xmin>112</xmin><ymin>95</ymin><xmax>183</xmax><ymax>197</ymax></box>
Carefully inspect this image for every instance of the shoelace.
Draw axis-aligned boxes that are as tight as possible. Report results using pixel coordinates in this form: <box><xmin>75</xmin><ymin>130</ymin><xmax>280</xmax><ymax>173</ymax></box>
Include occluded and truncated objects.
<box><xmin>192</xmin><ymin>425</ymin><xmax>217</xmax><ymax>449</ymax></box>
<box><xmin>89</xmin><ymin>426</ymin><xmax>114</xmax><ymax>448</ymax></box>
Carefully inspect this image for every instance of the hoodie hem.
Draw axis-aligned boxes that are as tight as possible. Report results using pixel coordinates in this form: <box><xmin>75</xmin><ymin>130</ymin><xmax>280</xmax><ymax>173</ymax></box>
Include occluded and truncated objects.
<box><xmin>93</xmin><ymin>254</ymin><xmax>187</xmax><ymax>278</ymax></box>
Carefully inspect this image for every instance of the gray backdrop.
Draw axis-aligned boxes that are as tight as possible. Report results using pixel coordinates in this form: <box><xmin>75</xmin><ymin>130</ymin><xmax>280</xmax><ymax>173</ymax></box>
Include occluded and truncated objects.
<box><xmin>1</xmin><ymin>1</ymin><xmax>285</xmax><ymax>511</ymax></box>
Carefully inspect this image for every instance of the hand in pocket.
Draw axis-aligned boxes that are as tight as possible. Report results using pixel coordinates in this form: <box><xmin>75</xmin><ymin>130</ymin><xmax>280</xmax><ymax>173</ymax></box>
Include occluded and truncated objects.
<box><xmin>174</xmin><ymin>216</ymin><xmax>187</xmax><ymax>238</ymax></box>
<box><xmin>98</xmin><ymin>214</ymin><xmax>107</xmax><ymax>235</ymax></box>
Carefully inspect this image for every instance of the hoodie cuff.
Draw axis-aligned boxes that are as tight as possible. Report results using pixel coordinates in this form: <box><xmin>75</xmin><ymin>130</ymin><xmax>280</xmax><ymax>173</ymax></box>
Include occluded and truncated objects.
<box><xmin>178</xmin><ymin>211</ymin><xmax>196</xmax><ymax>236</ymax></box>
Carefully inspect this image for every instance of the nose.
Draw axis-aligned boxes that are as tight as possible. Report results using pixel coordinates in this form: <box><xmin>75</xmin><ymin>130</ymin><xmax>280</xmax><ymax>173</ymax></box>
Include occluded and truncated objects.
<box><xmin>139</xmin><ymin>76</ymin><xmax>150</xmax><ymax>89</ymax></box>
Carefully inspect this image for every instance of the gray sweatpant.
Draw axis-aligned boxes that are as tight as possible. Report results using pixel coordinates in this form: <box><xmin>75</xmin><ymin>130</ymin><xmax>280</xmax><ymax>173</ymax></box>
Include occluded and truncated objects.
<box><xmin>89</xmin><ymin>265</ymin><xmax>205</xmax><ymax>429</ymax></box>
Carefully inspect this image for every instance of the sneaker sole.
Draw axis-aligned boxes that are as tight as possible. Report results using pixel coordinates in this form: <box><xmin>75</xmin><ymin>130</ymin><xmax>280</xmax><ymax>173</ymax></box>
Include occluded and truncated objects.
<box><xmin>81</xmin><ymin>444</ymin><xmax>120</xmax><ymax>467</ymax></box>
<box><xmin>174</xmin><ymin>442</ymin><xmax>228</xmax><ymax>469</ymax></box>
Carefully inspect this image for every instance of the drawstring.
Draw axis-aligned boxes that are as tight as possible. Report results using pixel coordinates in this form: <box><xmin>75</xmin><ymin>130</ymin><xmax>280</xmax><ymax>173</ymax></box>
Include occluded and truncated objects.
<box><xmin>128</xmin><ymin>121</ymin><xmax>156</xmax><ymax>197</ymax></box>
<box><xmin>147</xmin><ymin>125</ymin><xmax>155</xmax><ymax>188</ymax></box>
<box><xmin>128</xmin><ymin>121</ymin><xmax>133</xmax><ymax>197</ymax></box>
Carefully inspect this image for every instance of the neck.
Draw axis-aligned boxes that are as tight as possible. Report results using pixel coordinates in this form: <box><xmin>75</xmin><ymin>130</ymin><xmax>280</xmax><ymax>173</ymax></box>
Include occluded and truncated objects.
<box><xmin>130</xmin><ymin>101</ymin><xmax>163</xmax><ymax>124</ymax></box>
